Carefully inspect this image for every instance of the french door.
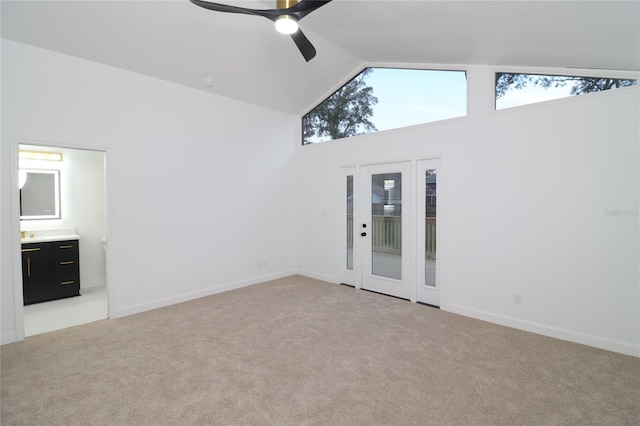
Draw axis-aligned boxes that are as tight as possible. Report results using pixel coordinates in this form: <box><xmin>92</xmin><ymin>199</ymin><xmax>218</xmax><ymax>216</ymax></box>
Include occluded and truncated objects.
<box><xmin>339</xmin><ymin>161</ymin><xmax>413</xmax><ymax>299</ymax></box>
<box><xmin>339</xmin><ymin>159</ymin><xmax>441</xmax><ymax>306</ymax></box>
<box><xmin>359</xmin><ymin>162</ymin><xmax>412</xmax><ymax>299</ymax></box>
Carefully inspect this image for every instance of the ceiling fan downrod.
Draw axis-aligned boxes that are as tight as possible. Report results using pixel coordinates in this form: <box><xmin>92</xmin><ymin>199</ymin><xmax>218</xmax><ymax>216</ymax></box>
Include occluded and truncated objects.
<box><xmin>277</xmin><ymin>0</ymin><xmax>298</xmax><ymax>8</ymax></box>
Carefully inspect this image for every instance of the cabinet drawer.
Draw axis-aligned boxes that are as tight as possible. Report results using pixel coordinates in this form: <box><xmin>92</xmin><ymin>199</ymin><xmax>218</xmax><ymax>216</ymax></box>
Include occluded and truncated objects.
<box><xmin>56</xmin><ymin>259</ymin><xmax>79</xmax><ymax>274</ymax></box>
<box><xmin>55</xmin><ymin>252</ymin><xmax>79</xmax><ymax>265</ymax></box>
<box><xmin>21</xmin><ymin>242</ymin><xmax>53</xmax><ymax>255</ymax></box>
<box><xmin>56</xmin><ymin>276</ymin><xmax>79</xmax><ymax>286</ymax></box>
<box><xmin>55</xmin><ymin>277</ymin><xmax>80</xmax><ymax>298</ymax></box>
<box><xmin>54</xmin><ymin>240</ymin><xmax>78</xmax><ymax>252</ymax></box>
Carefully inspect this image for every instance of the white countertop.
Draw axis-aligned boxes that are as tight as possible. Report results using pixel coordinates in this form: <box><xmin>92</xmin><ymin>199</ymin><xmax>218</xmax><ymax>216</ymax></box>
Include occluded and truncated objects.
<box><xmin>21</xmin><ymin>234</ymin><xmax>81</xmax><ymax>244</ymax></box>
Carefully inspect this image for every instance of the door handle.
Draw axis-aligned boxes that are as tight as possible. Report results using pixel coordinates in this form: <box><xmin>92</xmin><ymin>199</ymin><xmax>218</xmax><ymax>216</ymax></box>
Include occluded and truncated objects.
<box><xmin>361</xmin><ymin>232</ymin><xmax>367</xmax><ymax>237</ymax></box>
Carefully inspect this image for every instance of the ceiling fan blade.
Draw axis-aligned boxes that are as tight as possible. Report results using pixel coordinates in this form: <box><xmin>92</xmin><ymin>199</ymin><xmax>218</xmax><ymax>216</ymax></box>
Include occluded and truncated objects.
<box><xmin>190</xmin><ymin>0</ymin><xmax>333</xmax><ymax>21</ymax></box>
<box><xmin>290</xmin><ymin>29</ymin><xmax>316</xmax><ymax>62</ymax></box>
<box><xmin>190</xmin><ymin>0</ymin><xmax>331</xmax><ymax>61</ymax></box>
<box><xmin>189</xmin><ymin>0</ymin><xmax>273</xmax><ymax>19</ymax></box>
<box><xmin>289</xmin><ymin>0</ymin><xmax>333</xmax><ymax>20</ymax></box>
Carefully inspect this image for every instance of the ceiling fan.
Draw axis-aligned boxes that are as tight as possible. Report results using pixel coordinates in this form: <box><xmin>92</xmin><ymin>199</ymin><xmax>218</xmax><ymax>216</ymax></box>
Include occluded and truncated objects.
<box><xmin>189</xmin><ymin>0</ymin><xmax>333</xmax><ymax>62</ymax></box>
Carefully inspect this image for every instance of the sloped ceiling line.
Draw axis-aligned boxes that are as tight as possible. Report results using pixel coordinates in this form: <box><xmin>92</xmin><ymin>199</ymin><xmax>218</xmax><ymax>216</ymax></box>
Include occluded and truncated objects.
<box><xmin>2</xmin><ymin>0</ymin><xmax>638</xmax><ymax>114</ymax></box>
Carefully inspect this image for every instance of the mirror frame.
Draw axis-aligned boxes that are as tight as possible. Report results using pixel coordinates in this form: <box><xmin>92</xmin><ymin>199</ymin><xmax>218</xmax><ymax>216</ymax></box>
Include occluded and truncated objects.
<box><xmin>20</xmin><ymin>169</ymin><xmax>61</xmax><ymax>220</ymax></box>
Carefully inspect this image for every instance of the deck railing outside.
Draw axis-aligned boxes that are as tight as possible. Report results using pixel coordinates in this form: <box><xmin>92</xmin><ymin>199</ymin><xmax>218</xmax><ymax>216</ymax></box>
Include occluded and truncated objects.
<box><xmin>346</xmin><ymin>215</ymin><xmax>436</xmax><ymax>259</ymax></box>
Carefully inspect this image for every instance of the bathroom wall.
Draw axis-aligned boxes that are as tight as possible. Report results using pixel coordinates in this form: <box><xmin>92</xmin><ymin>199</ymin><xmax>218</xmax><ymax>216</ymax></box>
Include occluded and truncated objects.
<box><xmin>19</xmin><ymin>144</ymin><xmax>106</xmax><ymax>288</ymax></box>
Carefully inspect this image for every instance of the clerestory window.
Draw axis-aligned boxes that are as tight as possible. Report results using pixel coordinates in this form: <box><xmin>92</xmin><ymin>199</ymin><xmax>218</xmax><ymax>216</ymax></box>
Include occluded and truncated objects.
<box><xmin>303</xmin><ymin>68</ymin><xmax>467</xmax><ymax>145</ymax></box>
<box><xmin>495</xmin><ymin>72</ymin><xmax>637</xmax><ymax>110</ymax></box>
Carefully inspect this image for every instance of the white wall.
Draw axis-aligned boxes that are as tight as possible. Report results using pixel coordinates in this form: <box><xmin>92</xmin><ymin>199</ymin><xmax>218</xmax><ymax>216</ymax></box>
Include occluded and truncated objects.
<box><xmin>1</xmin><ymin>40</ymin><xmax>298</xmax><ymax>343</ymax></box>
<box><xmin>2</xmin><ymin>39</ymin><xmax>638</xmax><ymax>357</ymax></box>
<box><xmin>295</xmin><ymin>65</ymin><xmax>640</xmax><ymax>356</ymax></box>
<box><xmin>19</xmin><ymin>145</ymin><xmax>106</xmax><ymax>288</ymax></box>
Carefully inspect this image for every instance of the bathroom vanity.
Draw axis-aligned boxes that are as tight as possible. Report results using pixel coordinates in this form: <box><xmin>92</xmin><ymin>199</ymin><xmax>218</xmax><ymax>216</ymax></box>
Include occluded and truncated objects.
<box><xmin>21</xmin><ymin>235</ymin><xmax>81</xmax><ymax>305</ymax></box>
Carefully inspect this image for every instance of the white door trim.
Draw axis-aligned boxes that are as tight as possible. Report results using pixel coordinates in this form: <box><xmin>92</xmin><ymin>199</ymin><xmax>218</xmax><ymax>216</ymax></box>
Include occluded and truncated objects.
<box><xmin>338</xmin><ymin>157</ymin><xmax>445</xmax><ymax>309</ymax></box>
<box><xmin>9</xmin><ymin>137</ymin><xmax>111</xmax><ymax>342</ymax></box>
<box><xmin>338</xmin><ymin>166</ymin><xmax>357</xmax><ymax>287</ymax></box>
<box><xmin>416</xmin><ymin>158</ymin><xmax>441</xmax><ymax>307</ymax></box>
<box><xmin>359</xmin><ymin>161</ymin><xmax>414</xmax><ymax>300</ymax></box>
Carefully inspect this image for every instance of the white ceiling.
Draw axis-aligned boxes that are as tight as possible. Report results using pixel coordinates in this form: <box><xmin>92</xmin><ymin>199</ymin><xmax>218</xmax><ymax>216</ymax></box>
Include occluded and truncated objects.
<box><xmin>2</xmin><ymin>0</ymin><xmax>639</xmax><ymax>114</ymax></box>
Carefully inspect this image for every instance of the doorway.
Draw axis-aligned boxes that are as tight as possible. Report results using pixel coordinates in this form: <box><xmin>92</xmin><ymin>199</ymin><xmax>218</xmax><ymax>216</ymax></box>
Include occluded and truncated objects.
<box><xmin>339</xmin><ymin>159</ymin><xmax>441</xmax><ymax>306</ymax></box>
<box><xmin>16</xmin><ymin>143</ymin><xmax>109</xmax><ymax>336</ymax></box>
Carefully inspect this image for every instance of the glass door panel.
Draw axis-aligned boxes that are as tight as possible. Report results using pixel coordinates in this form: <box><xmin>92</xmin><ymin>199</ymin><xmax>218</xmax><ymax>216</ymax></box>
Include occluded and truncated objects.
<box><xmin>371</xmin><ymin>172</ymin><xmax>402</xmax><ymax>280</ymax></box>
<box><xmin>339</xmin><ymin>167</ymin><xmax>357</xmax><ymax>287</ymax></box>
<box><xmin>417</xmin><ymin>159</ymin><xmax>440</xmax><ymax>306</ymax></box>
<box><xmin>425</xmin><ymin>169</ymin><xmax>436</xmax><ymax>287</ymax></box>
<box><xmin>346</xmin><ymin>175</ymin><xmax>354</xmax><ymax>271</ymax></box>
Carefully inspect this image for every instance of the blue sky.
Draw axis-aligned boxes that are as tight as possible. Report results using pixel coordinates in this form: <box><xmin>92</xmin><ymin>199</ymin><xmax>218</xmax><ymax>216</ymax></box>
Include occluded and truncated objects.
<box><xmin>496</xmin><ymin>83</ymin><xmax>575</xmax><ymax>109</ymax></box>
<box><xmin>364</xmin><ymin>68</ymin><xmax>467</xmax><ymax>132</ymax></box>
<box><xmin>306</xmin><ymin>68</ymin><xmax>629</xmax><ymax>143</ymax></box>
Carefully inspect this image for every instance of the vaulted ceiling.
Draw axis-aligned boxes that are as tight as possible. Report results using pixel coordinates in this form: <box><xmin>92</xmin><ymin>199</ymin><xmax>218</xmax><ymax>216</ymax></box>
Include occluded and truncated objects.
<box><xmin>2</xmin><ymin>0</ymin><xmax>639</xmax><ymax>115</ymax></box>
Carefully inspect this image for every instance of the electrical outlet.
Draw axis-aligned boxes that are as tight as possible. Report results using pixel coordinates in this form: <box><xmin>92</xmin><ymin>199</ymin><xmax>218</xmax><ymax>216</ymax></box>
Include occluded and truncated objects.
<box><xmin>513</xmin><ymin>293</ymin><xmax>523</xmax><ymax>305</ymax></box>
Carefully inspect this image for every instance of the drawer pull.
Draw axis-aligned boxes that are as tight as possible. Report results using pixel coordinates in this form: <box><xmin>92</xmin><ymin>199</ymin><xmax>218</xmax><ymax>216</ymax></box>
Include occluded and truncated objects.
<box><xmin>60</xmin><ymin>280</ymin><xmax>75</xmax><ymax>285</ymax></box>
<box><xmin>21</xmin><ymin>247</ymin><xmax>41</xmax><ymax>252</ymax></box>
<box><xmin>59</xmin><ymin>245</ymin><xmax>74</xmax><ymax>249</ymax></box>
<box><xmin>27</xmin><ymin>258</ymin><xmax>31</xmax><ymax>277</ymax></box>
<box><xmin>59</xmin><ymin>261</ymin><xmax>75</xmax><ymax>265</ymax></box>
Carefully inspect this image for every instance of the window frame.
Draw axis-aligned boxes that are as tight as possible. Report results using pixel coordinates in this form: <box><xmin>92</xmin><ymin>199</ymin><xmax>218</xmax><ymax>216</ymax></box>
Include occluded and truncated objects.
<box><xmin>301</xmin><ymin>63</ymin><xmax>469</xmax><ymax>146</ymax></box>
<box><xmin>492</xmin><ymin>66</ymin><xmax>639</xmax><ymax>111</ymax></box>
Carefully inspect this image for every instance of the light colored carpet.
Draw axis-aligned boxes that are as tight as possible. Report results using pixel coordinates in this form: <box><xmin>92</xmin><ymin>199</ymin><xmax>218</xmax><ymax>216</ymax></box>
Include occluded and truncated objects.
<box><xmin>1</xmin><ymin>275</ymin><xmax>639</xmax><ymax>425</ymax></box>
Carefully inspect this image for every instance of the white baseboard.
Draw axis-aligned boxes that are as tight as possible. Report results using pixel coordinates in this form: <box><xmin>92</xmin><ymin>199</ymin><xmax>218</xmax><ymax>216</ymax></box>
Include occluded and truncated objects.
<box><xmin>112</xmin><ymin>270</ymin><xmax>296</xmax><ymax>319</ymax></box>
<box><xmin>446</xmin><ymin>303</ymin><xmax>640</xmax><ymax>358</ymax></box>
<box><xmin>1</xmin><ymin>331</ymin><xmax>18</xmax><ymax>345</ymax></box>
<box><xmin>296</xmin><ymin>269</ymin><xmax>336</xmax><ymax>284</ymax></box>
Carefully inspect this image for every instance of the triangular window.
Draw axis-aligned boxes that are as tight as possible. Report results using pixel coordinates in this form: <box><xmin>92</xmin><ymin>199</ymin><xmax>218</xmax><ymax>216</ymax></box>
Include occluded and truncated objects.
<box><xmin>303</xmin><ymin>68</ymin><xmax>467</xmax><ymax>145</ymax></box>
<box><xmin>495</xmin><ymin>72</ymin><xmax>637</xmax><ymax>110</ymax></box>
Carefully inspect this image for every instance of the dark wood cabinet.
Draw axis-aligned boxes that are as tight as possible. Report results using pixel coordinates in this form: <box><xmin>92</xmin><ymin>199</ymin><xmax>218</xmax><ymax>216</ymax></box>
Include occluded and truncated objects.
<box><xmin>21</xmin><ymin>242</ymin><xmax>54</xmax><ymax>305</ymax></box>
<box><xmin>53</xmin><ymin>240</ymin><xmax>81</xmax><ymax>299</ymax></box>
<box><xmin>22</xmin><ymin>240</ymin><xmax>81</xmax><ymax>305</ymax></box>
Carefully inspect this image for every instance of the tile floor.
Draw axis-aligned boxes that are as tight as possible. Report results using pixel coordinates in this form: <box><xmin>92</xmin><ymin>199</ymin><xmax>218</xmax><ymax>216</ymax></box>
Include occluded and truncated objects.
<box><xmin>23</xmin><ymin>285</ymin><xmax>108</xmax><ymax>336</ymax></box>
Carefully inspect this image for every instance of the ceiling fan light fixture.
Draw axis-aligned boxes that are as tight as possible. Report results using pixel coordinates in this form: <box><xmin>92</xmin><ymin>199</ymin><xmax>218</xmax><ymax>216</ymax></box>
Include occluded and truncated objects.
<box><xmin>189</xmin><ymin>0</ymin><xmax>331</xmax><ymax>61</ymax></box>
<box><xmin>275</xmin><ymin>15</ymin><xmax>299</xmax><ymax>34</ymax></box>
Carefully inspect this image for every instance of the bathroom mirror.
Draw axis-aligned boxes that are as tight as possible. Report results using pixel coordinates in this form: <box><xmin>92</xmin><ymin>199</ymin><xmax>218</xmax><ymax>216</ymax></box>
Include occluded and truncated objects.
<box><xmin>20</xmin><ymin>169</ymin><xmax>61</xmax><ymax>220</ymax></box>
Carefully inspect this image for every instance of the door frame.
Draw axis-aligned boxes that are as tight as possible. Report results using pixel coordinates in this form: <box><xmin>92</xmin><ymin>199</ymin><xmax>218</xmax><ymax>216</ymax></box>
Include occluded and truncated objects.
<box><xmin>9</xmin><ymin>137</ymin><xmax>112</xmax><ymax>342</ymax></box>
<box><xmin>338</xmin><ymin>157</ymin><xmax>445</xmax><ymax>307</ymax></box>
<box><xmin>416</xmin><ymin>158</ymin><xmax>442</xmax><ymax>307</ymax></box>
<box><xmin>338</xmin><ymin>166</ymin><xmax>358</xmax><ymax>288</ymax></box>
<box><xmin>359</xmin><ymin>161</ymin><xmax>414</xmax><ymax>300</ymax></box>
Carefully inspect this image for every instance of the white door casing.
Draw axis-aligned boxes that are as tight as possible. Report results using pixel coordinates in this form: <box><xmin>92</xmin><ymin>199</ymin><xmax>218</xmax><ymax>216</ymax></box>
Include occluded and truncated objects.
<box><xmin>339</xmin><ymin>158</ymin><xmax>441</xmax><ymax>307</ymax></box>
